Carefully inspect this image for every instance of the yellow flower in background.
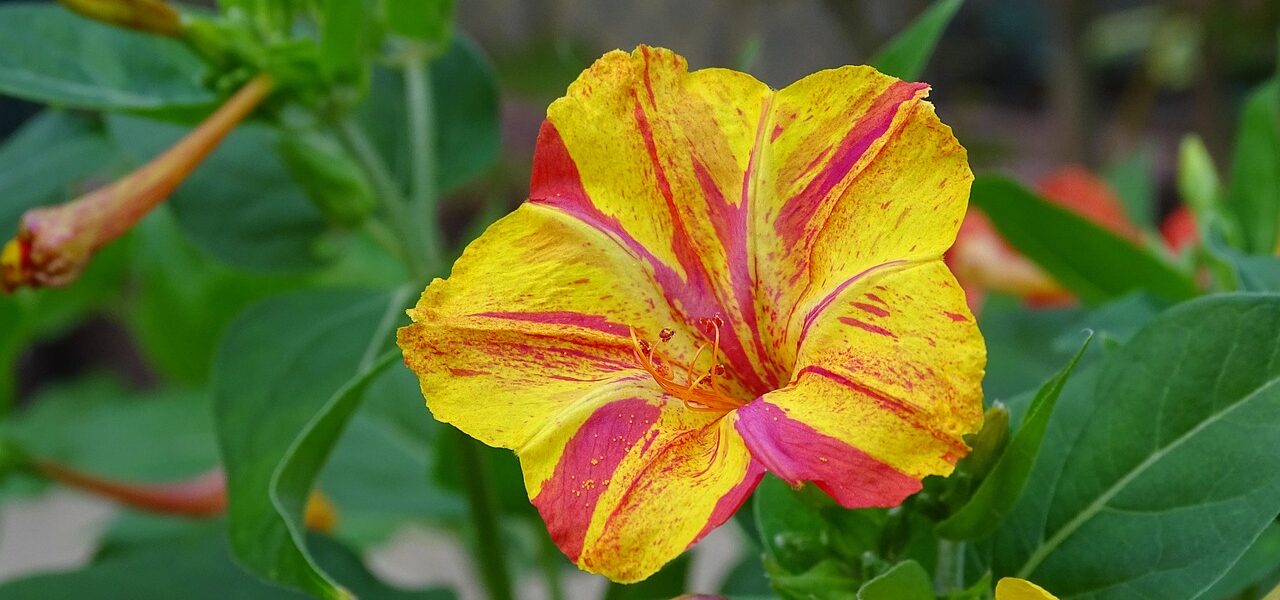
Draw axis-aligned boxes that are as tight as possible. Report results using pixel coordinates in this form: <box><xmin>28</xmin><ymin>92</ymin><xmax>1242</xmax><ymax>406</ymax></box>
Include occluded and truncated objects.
<box><xmin>996</xmin><ymin>578</ymin><xmax>1059</xmax><ymax>600</ymax></box>
<box><xmin>398</xmin><ymin>46</ymin><xmax>985</xmax><ymax>582</ymax></box>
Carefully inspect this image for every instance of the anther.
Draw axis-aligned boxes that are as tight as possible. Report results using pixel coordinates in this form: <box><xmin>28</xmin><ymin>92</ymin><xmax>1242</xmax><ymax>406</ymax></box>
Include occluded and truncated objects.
<box><xmin>659</xmin><ymin>328</ymin><xmax>675</xmax><ymax>342</ymax></box>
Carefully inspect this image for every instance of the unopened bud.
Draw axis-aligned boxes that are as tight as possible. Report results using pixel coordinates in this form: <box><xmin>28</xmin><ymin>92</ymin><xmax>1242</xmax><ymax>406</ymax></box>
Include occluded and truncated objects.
<box><xmin>58</xmin><ymin>0</ymin><xmax>182</xmax><ymax>36</ymax></box>
<box><xmin>2</xmin><ymin>74</ymin><xmax>273</xmax><ymax>293</ymax></box>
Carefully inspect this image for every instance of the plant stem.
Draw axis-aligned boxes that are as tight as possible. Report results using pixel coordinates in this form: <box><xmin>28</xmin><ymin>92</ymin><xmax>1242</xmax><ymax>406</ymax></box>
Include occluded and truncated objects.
<box><xmin>452</xmin><ymin>428</ymin><xmax>515</xmax><ymax>600</ymax></box>
<box><xmin>402</xmin><ymin>52</ymin><xmax>444</xmax><ymax>273</ymax></box>
<box><xmin>935</xmin><ymin>538</ymin><xmax>966</xmax><ymax>595</ymax></box>
<box><xmin>537</xmin><ymin>526</ymin><xmax>567</xmax><ymax>600</ymax></box>
<box><xmin>334</xmin><ymin>119</ymin><xmax>431</xmax><ymax>281</ymax></box>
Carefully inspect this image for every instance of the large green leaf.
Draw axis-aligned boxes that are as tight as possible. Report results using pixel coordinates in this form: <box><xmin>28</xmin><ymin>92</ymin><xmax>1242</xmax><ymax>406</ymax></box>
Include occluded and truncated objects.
<box><xmin>870</xmin><ymin>0</ymin><xmax>963</xmax><ymax>80</ymax></box>
<box><xmin>1195</xmin><ymin>521</ymin><xmax>1280</xmax><ymax>600</ymax></box>
<box><xmin>993</xmin><ymin>294</ymin><xmax>1280</xmax><ymax>598</ymax></box>
<box><xmin>1226</xmin><ymin>81</ymin><xmax>1280</xmax><ymax>254</ymax></box>
<box><xmin>356</xmin><ymin>34</ymin><xmax>500</xmax><ymax>195</ymax></box>
<box><xmin>0</xmin><ymin>3</ymin><xmax>214</xmax><ymax>112</ymax></box>
<box><xmin>0</xmin><ymin>527</ymin><xmax>454</xmax><ymax>600</ymax></box>
<box><xmin>126</xmin><ymin>209</ymin><xmax>306</xmax><ymax>383</ymax></box>
<box><xmin>856</xmin><ymin>560</ymin><xmax>933</xmax><ymax>600</ymax></box>
<box><xmin>937</xmin><ymin>335</ymin><xmax>1091</xmax><ymax>540</ymax></box>
<box><xmin>970</xmin><ymin>175</ymin><xmax>1199</xmax><ymax>304</ymax></box>
<box><xmin>0</xmin><ymin>376</ymin><xmax>217</xmax><ymax>485</ymax></box>
<box><xmin>106</xmin><ymin>114</ymin><xmax>331</xmax><ymax>272</ymax></box>
<box><xmin>213</xmin><ymin>288</ymin><xmax>410</xmax><ymax>598</ymax></box>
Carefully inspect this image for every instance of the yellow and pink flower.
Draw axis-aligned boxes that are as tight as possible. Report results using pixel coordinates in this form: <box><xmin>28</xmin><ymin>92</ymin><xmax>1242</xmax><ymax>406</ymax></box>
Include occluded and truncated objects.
<box><xmin>398</xmin><ymin>46</ymin><xmax>986</xmax><ymax>582</ymax></box>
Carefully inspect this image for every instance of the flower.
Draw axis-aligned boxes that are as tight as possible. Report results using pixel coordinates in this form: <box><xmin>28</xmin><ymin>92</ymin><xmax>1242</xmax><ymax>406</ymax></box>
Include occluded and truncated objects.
<box><xmin>1</xmin><ymin>74</ymin><xmax>272</xmax><ymax>292</ymax></box>
<box><xmin>949</xmin><ymin>165</ymin><xmax>1210</xmax><ymax>312</ymax></box>
<box><xmin>995</xmin><ymin>577</ymin><xmax>1058</xmax><ymax>600</ymax></box>
<box><xmin>398</xmin><ymin>46</ymin><xmax>985</xmax><ymax>582</ymax></box>
<box><xmin>947</xmin><ymin>166</ymin><xmax>1146</xmax><ymax>311</ymax></box>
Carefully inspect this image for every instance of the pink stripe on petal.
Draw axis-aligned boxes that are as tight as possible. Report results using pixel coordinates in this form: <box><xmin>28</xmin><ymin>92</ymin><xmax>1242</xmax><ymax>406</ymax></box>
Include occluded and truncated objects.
<box><xmin>773</xmin><ymin>80</ymin><xmax>928</xmax><ymax>248</ymax></box>
<box><xmin>735</xmin><ymin>400</ymin><xmax>921</xmax><ymax>508</ymax></box>
<box><xmin>472</xmin><ymin>310</ymin><xmax>631</xmax><ymax>337</ymax></box>
<box><xmin>688</xmin><ymin>458</ymin><xmax>765</xmax><ymax>547</ymax></box>
<box><xmin>532</xmin><ymin>398</ymin><xmax>662</xmax><ymax>561</ymax></box>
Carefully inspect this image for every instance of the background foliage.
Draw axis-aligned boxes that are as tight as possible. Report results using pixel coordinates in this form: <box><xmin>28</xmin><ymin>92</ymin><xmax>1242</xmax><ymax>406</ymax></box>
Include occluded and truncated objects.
<box><xmin>0</xmin><ymin>1</ymin><xmax>1278</xmax><ymax>599</ymax></box>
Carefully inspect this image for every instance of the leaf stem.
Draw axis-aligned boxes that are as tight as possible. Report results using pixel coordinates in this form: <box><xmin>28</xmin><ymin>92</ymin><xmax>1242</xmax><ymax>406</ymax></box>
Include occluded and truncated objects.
<box><xmin>934</xmin><ymin>538</ymin><xmax>966</xmax><ymax>594</ymax></box>
<box><xmin>402</xmin><ymin>51</ymin><xmax>444</xmax><ymax>273</ymax></box>
<box><xmin>451</xmin><ymin>428</ymin><xmax>515</xmax><ymax>600</ymax></box>
<box><xmin>334</xmin><ymin>118</ymin><xmax>431</xmax><ymax>280</ymax></box>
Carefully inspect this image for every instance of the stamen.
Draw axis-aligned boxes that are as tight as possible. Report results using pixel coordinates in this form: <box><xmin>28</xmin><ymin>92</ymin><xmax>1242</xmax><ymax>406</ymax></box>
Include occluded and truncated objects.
<box><xmin>628</xmin><ymin>319</ymin><xmax>745</xmax><ymax>413</ymax></box>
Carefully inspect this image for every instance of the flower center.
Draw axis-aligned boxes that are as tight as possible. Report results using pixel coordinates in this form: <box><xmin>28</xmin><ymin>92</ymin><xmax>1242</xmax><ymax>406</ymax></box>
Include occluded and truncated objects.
<box><xmin>629</xmin><ymin>315</ymin><xmax>747</xmax><ymax>413</ymax></box>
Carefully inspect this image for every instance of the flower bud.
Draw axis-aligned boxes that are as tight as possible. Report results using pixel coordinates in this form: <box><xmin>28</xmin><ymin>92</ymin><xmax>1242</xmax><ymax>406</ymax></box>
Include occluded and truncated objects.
<box><xmin>58</xmin><ymin>0</ymin><xmax>182</xmax><ymax>37</ymax></box>
<box><xmin>1</xmin><ymin>74</ymin><xmax>273</xmax><ymax>293</ymax></box>
<box><xmin>278</xmin><ymin>129</ymin><xmax>378</xmax><ymax>226</ymax></box>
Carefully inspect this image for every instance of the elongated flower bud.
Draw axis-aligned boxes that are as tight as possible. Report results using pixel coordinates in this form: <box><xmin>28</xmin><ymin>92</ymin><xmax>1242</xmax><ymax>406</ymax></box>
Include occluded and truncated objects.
<box><xmin>36</xmin><ymin>462</ymin><xmax>338</xmax><ymax>531</ymax></box>
<box><xmin>1</xmin><ymin>74</ymin><xmax>274</xmax><ymax>293</ymax></box>
<box><xmin>58</xmin><ymin>0</ymin><xmax>182</xmax><ymax>37</ymax></box>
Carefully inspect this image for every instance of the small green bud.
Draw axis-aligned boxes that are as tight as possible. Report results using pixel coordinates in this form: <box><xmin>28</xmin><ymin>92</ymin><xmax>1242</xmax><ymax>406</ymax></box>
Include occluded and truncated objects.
<box><xmin>278</xmin><ymin>129</ymin><xmax>377</xmax><ymax>227</ymax></box>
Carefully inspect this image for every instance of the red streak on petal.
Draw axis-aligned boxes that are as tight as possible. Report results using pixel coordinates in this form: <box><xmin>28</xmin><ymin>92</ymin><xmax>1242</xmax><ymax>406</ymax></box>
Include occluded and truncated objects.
<box><xmin>472</xmin><ymin>310</ymin><xmax>631</xmax><ymax>337</ymax></box>
<box><xmin>944</xmin><ymin>311</ymin><xmax>968</xmax><ymax>322</ymax></box>
<box><xmin>795</xmin><ymin>365</ymin><xmax>916</xmax><ymax>418</ymax></box>
<box><xmin>773</xmin><ymin>80</ymin><xmax>927</xmax><ymax>248</ymax></box>
<box><xmin>852</xmin><ymin>302</ymin><xmax>889</xmax><ymax>317</ymax></box>
<box><xmin>532</xmin><ymin>398</ymin><xmax>661</xmax><ymax>561</ymax></box>
<box><xmin>688</xmin><ymin>458</ymin><xmax>765</xmax><ymax>547</ymax></box>
<box><xmin>838</xmin><ymin>316</ymin><xmax>896</xmax><ymax>338</ymax></box>
<box><xmin>735</xmin><ymin>400</ymin><xmax>921</xmax><ymax>508</ymax></box>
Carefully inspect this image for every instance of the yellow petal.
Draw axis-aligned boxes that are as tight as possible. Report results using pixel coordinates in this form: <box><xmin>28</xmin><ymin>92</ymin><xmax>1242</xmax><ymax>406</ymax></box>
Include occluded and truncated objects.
<box><xmin>399</xmin><ymin>203</ymin><xmax>685</xmax><ymax>450</ymax></box>
<box><xmin>521</xmin><ymin>385</ymin><xmax>760</xmax><ymax>582</ymax></box>
<box><xmin>754</xmin><ymin>66</ymin><xmax>972</xmax><ymax>370</ymax></box>
<box><xmin>736</xmin><ymin>261</ymin><xmax>984</xmax><ymax>507</ymax></box>
<box><xmin>535</xmin><ymin>46</ymin><xmax>780</xmax><ymax>394</ymax></box>
<box><xmin>398</xmin><ymin>204</ymin><xmax>764</xmax><ymax>581</ymax></box>
<box><xmin>996</xmin><ymin>578</ymin><xmax>1059</xmax><ymax>600</ymax></box>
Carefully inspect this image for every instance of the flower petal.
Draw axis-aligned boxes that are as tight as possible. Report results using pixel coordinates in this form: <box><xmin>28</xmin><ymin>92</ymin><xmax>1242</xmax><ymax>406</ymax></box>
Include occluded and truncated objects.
<box><xmin>995</xmin><ymin>578</ymin><xmax>1059</xmax><ymax>600</ymax></box>
<box><xmin>735</xmin><ymin>261</ymin><xmax>984</xmax><ymax>507</ymax></box>
<box><xmin>532</xmin><ymin>46</ymin><xmax>779</xmax><ymax>394</ymax></box>
<box><xmin>752</xmin><ymin>66</ymin><xmax>971</xmax><ymax>371</ymax></box>
<box><xmin>399</xmin><ymin>203</ymin><xmax>687</xmax><ymax>450</ymax></box>
<box><xmin>520</xmin><ymin>382</ymin><xmax>762</xmax><ymax>582</ymax></box>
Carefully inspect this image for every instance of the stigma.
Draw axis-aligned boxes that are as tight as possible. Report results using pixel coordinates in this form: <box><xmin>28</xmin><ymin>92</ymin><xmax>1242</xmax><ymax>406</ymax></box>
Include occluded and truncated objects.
<box><xmin>629</xmin><ymin>315</ymin><xmax>747</xmax><ymax>413</ymax></box>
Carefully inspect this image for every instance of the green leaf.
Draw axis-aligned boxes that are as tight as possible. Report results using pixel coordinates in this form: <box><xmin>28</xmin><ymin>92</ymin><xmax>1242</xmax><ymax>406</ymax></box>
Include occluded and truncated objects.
<box><xmin>856</xmin><ymin>560</ymin><xmax>934</xmax><ymax>600</ymax></box>
<box><xmin>937</xmin><ymin>334</ymin><xmax>1092</xmax><ymax>540</ymax></box>
<box><xmin>126</xmin><ymin>209</ymin><xmax>305</xmax><ymax>383</ymax></box>
<box><xmin>356</xmin><ymin>34</ymin><xmax>499</xmax><ymax>195</ymax></box>
<box><xmin>1104</xmin><ymin>147</ymin><xmax>1156</xmax><ymax>228</ymax></box>
<box><xmin>320</xmin><ymin>0</ymin><xmax>372</xmax><ymax>82</ymax></box>
<box><xmin>970</xmin><ymin>175</ymin><xmax>1199</xmax><ymax>304</ymax></box>
<box><xmin>213</xmin><ymin>289</ymin><xmax>410</xmax><ymax>598</ymax></box>
<box><xmin>0</xmin><ymin>376</ymin><xmax>217</xmax><ymax>485</ymax></box>
<box><xmin>978</xmin><ymin>294</ymin><xmax>1083</xmax><ymax>400</ymax></box>
<box><xmin>0</xmin><ymin>4</ymin><xmax>214</xmax><ymax>112</ymax></box>
<box><xmin>754</xmin><ymin>475</ymin><xmax>834</xmax><ymax>574</ymax></box>
<box><xmin>870</xmin><ymin>0</ymin><xmax>963</xmax><ymax>80</ymax></box>
<box><xmin>1226</xmin><ymin>80</ymin><xmax>1280</xmax><ymax>254</ymax></box>
<box><xmin>603</xmin><ymin>553</ymin><xmax>690</xmax><ymax>600</ymax></box>
<box><xmin>0</xmin><ymin>527</ymin><xmax>455</xmax><ymax>599</ymax></box>
<box><xmin>106</xmin><ymin>114</ymin><xmax>331</xmax><ymax>272</ymax></box>
<box><xmin>1195</xmin><ymin>521</ymin><xmax>1280</xmax><ymax>600</ymax></box>
<box><xmin>383</xmin><ymin>0</ymin><xmax>454</xmax><ymax>45</ymax></box>
<box><xmin>0</xmin><ymin>110</ymin><xmax>121</xmax><ymax>234</ymax></box>
<box><xmin>768</xmin><ymin>559</ymin><xmax>859</xmax><ymax>600</ymax></box>
<box><xmin>993</xmin><ymin>294</ymin><xmax>1280</xmax><ymax>598</ymax></box>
